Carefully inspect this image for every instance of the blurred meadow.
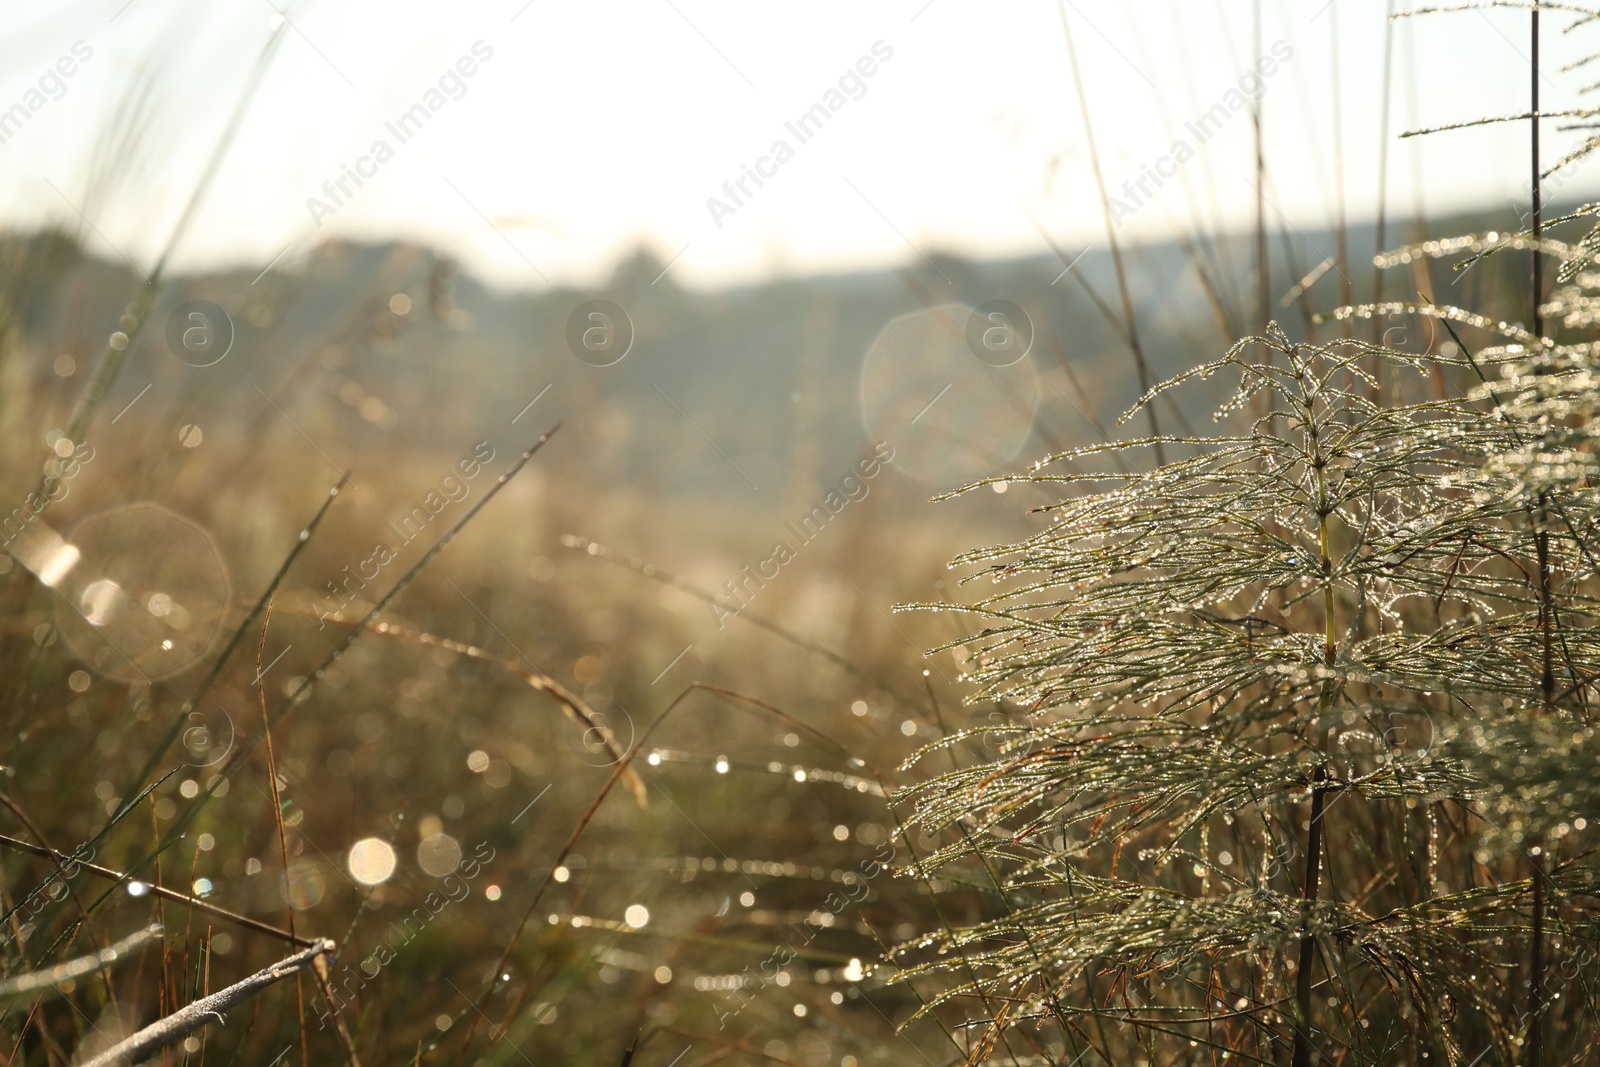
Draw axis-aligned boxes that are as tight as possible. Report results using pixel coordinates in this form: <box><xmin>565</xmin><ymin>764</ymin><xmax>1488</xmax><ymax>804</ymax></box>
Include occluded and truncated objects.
<box><xmin>2</xmin><ymin>2</ymin><xmax>1599</xmax><ymax>1065</ymax></box>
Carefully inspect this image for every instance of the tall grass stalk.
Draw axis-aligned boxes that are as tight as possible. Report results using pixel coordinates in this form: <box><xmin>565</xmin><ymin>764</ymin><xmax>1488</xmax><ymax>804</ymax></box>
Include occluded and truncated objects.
<box><xmin>1057</xmin><ymin>0</ymin><xmax>1165</xmax><ymax>462</ymax></box>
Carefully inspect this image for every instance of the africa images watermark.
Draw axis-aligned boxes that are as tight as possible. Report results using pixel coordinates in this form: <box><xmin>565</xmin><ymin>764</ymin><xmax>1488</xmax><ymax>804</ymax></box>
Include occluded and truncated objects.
<box><xmin>1109</xmin><ymin>39</ymin><xmax>1294</xmax><ymax>226</ymax></box>
<box><xmin>7</xmin><ymin>839</ymin><xmax>98</xmax><ymax>948</ymax></box>
<box><xmin>305</xmin><ymin>41</ymin><xmax>496</xmax><ymax>227</ymax></box>
<box><xmin>313</xmin><ymin>440</ymin><xmax>497</xmax><ymax>628</ymax></box>
<box><xmin>705</xmin><ymin>40</ymin><xmax>896</xmax><ymax>229</ymax></box>
<box><xmin>0</xmin><ymin>40</ymin><xmax>95</xmax><ymax>148</ymax></box>
<box><xmin>710</xmin><ymin>441</ymin><xmax>895</xmax><ymax>629</ymax></box>
<box><xmin>711</xmin><ymin>837</ymin><xmax>896</xmax><ymax>1029</ymax></box>
<box><xmin>1</xmin><ymin>441</ymin><xmax>96</xmax><ymax>548</ymax></box>
<box><xmin>315</xmin><ymin>839</ymin><xmax>497</xmax><ymax>1029</ymax></box>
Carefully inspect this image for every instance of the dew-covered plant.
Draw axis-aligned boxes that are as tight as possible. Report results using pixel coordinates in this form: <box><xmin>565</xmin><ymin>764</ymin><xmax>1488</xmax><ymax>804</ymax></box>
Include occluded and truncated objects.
<box><xmin>897</xmin><ymin>328</ymin><xmax>1597</xmax><ymax>1064</ymax></box>
<box><xmin>893</xmin><ymin>8</ymin><xmax>1600</xmax><ymax>1064</ymax></box>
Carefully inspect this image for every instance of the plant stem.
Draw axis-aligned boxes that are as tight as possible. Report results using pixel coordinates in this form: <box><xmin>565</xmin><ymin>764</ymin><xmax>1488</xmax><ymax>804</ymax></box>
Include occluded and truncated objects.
<box><xmin>1537</xmin><ymin>516</ymin><xmax>1555</xmax><ymax>710</ymax></box>
<box><xmin>1532</xmin><ymin>5</ymin><xmax>1544</xmax><ymax>347</ymax></box>
<box><xmin>1292</xmin><ymin>382</ymin><xmax>1344</xmax><ymax>1067</ymax></box>
<box><xmin>0</xmin><ymin>925</ymin><xmax>162</xmax><ymax>1002</ymax></box>
<box><xmin>255</xmin><ymin>600</ymin><xmax>309</xmax><ymax>1067</ymax></box>
<box><xmin>1372</xmin><ymin>0</ymin><xmax>1397</xmax><ymax>370</ymax></box>
<box><xmin>0</xmin><ymin>832</ymin><xmax>311</xmax><ymax>947</ymax></box>
<box><xmin>77</xmin><ymin>940</ymin><xmax>335</xmax><ymax>1067</ymax></box>
<box><xmin>1254</xmin><ymin>0</ymin><xmax>1268</xmax><ymax>333</ymax></box>
<box><xmin>1292</xmin><ymin>388</ymin><xmax>1337</xmax><ymax>1067</ymax></box>
<box><xmin>1330</xmin><ymin>0</ymin><xmax>1352</xmax><ymax>341</ymax></box>
<box><xmin>1526</xmin><ymin>10</ymin><xmax>1548</xmax><ymax>1067</ymax></box>
<box><xmin>1057</xmin><ymin>0</ymin><xmax>1164</xmax><ymax>462</ymax></box>
<box><xmin>1291</xmin><ymin>775</ymin><xmax>1327</xmax><ymax>1067</ymax></box>
<box><xmin>1529</xmin><ymin>851</ymin><xmax>1546</xmax><ymax>1067</ymax></box>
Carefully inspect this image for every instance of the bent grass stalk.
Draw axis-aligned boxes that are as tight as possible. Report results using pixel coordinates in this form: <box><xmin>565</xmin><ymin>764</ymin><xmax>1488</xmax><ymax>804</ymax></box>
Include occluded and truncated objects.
<box><xmin>276</xmin><ymin>603</ymin><xmax>643</xmax><ymax>804</ymax></box>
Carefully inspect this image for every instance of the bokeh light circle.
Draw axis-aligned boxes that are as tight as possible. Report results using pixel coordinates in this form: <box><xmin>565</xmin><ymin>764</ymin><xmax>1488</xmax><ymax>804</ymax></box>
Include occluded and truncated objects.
<box><xmin>860</xmin><ymin>304</ymin><xmax>1039</xmax><ymax>487</ymax></box>
<box><xmin>281</xmin><ymin>860</ymin><xmax>325</xmax><ymax>910</ymax></box>
<box><xmin>347</xmin><ymin>838</ymin><xmax>398</xmax><ymax>886</ymax></box>
<box><xmin>418</xmin><ymin>833</ymin><xmax>462</xmax><ymax>877</ymax></box>
<box><xmin>54</xmin><ymin>504</ymin><xmax>230</xmax><ymax>683</ymax></box>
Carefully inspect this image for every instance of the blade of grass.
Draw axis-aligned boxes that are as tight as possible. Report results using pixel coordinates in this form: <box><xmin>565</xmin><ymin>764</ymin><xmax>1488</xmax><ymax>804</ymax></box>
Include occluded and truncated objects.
<box><xmin>457</xmin><ymin>682</ymin><xmax>905</xmax><ymax>1064</ymax></box>
<box><xmin>560</xmin><ymin>535</ymin><xmax>925</xmax><ymax>715</ymax></box>
<box><xmin>33</xmin><ymin>20</ymin><xmax>291</xmax><ymax>511</ymax></box>
<box><xmin>0</xmin><ymin>770</ymin><xmax>175</xmax><ymax>932</ymax></box>
<box><xmin>0</xmin><ymin>832</ymin><xmax>309</xmax><ymax>948</ymax></box>
<box><xmin>0</xmin><ymin>924</ymin><xmax>162</xmax><ymax>1003</ymax></box>
<box><xmin>167</xmin><ymin>427</ymin><xmax>562</xmax><ymax>844</ymax></box>
<box><xmin>279</xmin><ymin>603</ymin><xmax>643</xmax><ymax>804</ymax></box>
<box><xmin>253</xmin><ymin>597</ymin><xmax>309</xmax><ymax>1067</ymax></box>
<box><xmin>0</xmin><ymin>794</ymin><xmax>110</xmax><ymax>973</ymax></box>
<box><xmin>118</xmin><ymin>474</ymin><xmax>349</xmax><ymax>820</ymax></box>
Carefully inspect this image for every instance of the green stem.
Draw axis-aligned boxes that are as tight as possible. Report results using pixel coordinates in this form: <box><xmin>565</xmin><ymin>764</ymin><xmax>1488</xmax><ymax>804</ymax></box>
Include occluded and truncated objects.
<box><xmin>1291</xmin><ymin>775</ymin><xmax>1327</xmax><ymax>1067</ymax></box>
<box><xmin>1526</xmin><ymin>11</ymin><xmax>1548</xmax><ymax>1063</ymax></box>
<box><xmin>1292</xmin><ymin>393</ymin><xmax>1337</xmax><ymax>1067</ymax></box>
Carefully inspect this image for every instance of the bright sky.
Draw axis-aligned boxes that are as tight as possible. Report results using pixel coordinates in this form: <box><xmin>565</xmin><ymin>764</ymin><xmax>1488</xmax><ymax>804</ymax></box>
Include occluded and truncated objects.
<box><xmin>0</xmin><ymin>0</ymin><xmax>1590</xmax><ymax>290</ymax></box>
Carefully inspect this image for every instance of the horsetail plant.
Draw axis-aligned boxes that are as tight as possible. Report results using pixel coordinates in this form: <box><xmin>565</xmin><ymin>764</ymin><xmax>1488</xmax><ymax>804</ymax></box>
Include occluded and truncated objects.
<box><xmin>889</xmin><ymin>5</ymin><xmax>1600</xmax><ymax>1063</ymax></box>
<box><xmin>895</xmin><ymin>321</ymin><xmax>1598</xmax><ymax>1064</ymax></box>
